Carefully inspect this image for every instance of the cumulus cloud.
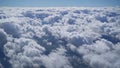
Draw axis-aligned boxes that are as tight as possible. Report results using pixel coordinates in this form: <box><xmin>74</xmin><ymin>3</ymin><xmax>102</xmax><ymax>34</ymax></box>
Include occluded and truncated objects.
<box><xmin>0</xmin><ymin>22</ymin><xmax>21</xmax><ymax>38</ymax></box>
<box><xmin>4</xmin><ymin>38</ymin><xmax>45</xmax><ymax>68</ymax></box>
<box><xmin>0</xmin><ymin>7</ymin><xmax>120</xmax><ymax>68</ymax></box>
<box><xmin>0</xmin><ymin>29</ymin><xmax>7</xmax><ymax>47</ymax></box>
<box><xmin>40</xmin><ymin>47</ymin><xmax>72</xmax><ymax>68</ymax></box>
<box><xmin>77</xmin><ymin>39</ymin><xmax>120</xmax><ymax>68</ymax></box>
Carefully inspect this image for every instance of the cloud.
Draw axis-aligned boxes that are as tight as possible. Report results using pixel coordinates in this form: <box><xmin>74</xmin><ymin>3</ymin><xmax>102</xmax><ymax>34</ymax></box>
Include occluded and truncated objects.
<box><xmin>40</xmin><ymin>47</ymin><xmax>72</xmax><ymax>68</ymax></box>
<box><xmin>0</xmin><ymin>63</ymin><xmax>3</xmax><ymax>68</ymax></box>
<box><xmin>77</xmin><ymin>39</ymin><xmax>120</xmax><ymax>68</ymax></box>
<box><xmin>0</xmin><ymin>29</ymin><xmax>7</xmax><ymax>47</ymax></box>
<box><xmin>4</xmin><ymin>38</ymin><xmax>45</xmax><ymax>68</ymax></box>
<box><xmin>0</xmin><ymin>7</ymin><xmax>120</xmax><ymax>68</ymax></box>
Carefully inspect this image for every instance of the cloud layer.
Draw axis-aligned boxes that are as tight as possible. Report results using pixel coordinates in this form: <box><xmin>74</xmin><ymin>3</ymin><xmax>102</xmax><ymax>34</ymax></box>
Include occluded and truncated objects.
<box><xmin>0</xmin><ymin>7</ymin><xmax>120</xmax><ymax>68</ymax></box>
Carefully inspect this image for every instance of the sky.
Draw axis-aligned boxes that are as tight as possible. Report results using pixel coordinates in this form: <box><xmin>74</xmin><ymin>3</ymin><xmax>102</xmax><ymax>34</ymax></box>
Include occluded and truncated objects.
<box><xmin>0</xmin><ymin>0</ymin><xmax>120</xmax><ymax>7</ymax></box>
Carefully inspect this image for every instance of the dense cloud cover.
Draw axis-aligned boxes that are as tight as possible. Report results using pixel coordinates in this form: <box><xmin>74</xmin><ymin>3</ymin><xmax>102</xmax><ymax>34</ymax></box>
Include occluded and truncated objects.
<box><xmin>0</xmin><ymin>7</ymin><xmax>120</xmax><ymax>68</ymax></box>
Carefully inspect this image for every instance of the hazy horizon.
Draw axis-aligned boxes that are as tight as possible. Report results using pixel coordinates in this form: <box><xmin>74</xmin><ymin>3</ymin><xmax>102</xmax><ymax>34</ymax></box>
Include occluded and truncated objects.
<box><xmin>0</xmin><ymin>0</ymin><xmax>120</xmax><ymax>7</ymax></box>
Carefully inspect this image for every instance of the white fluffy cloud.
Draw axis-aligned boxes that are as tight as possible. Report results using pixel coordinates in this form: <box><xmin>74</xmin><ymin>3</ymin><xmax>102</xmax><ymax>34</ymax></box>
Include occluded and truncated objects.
<box><xmin>40</xmin><ymin>47</ymin><xmax>72</xmax><ymax>68</ymax></box>
<box><xmin>78</xmin><ymin>39</ymin><xmax>120</xmax><ymax>68</ymax></box>
<box><xmin>0</xmin><ymin>7</ymin><xmax>120</xmax><ymax>68</ymax></box>
<box><xmin>4</xmin><ymin>38</ymin><xmax>45</xmax><ymax>68</ymax></box>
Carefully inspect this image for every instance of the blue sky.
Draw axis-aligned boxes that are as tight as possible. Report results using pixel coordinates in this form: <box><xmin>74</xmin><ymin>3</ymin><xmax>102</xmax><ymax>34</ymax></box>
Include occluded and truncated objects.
<box><xmin>0</xmin><ymin>0</ymin><xmax>120</xmax><ymax>7</ymax></box>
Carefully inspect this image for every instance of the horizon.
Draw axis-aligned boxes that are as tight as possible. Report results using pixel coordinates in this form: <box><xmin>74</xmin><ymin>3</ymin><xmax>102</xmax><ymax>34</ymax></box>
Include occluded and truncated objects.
<box><xmin>0</xmin><ymin>0</ymin><xmax>120</xmax><ymax>7</ymax></box>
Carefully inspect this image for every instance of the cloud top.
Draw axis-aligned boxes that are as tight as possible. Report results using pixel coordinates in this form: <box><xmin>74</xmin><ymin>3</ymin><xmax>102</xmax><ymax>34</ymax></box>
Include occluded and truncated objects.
<box><xmin>0</xmin><ymin>7</ymin><xmax>120</xmax><ymax>68</ymax></box>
